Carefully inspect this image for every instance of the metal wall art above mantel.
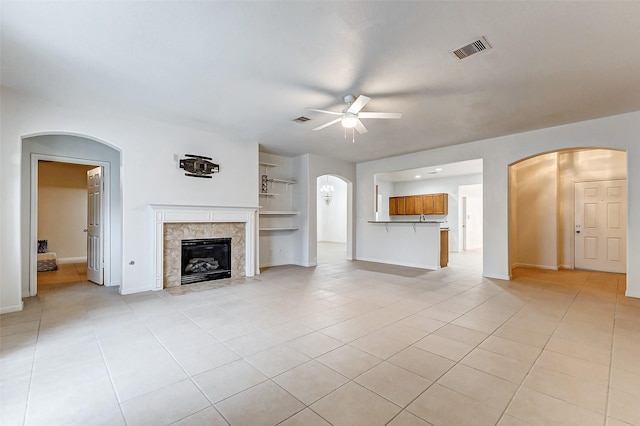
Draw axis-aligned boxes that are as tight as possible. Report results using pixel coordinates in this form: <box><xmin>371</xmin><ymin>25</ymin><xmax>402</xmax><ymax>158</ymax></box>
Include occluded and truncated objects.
<box><xmin>179</xmin><ymin>154</ymin><xmax>220</xmax><ymax>178</ymax></box>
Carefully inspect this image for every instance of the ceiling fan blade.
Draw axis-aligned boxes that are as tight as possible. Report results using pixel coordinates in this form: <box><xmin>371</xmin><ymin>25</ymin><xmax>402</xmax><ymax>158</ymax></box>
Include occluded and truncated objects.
<box><xmin>306</xmin><ymin>108</ymin><xmax>343</xmax><ymax>116</ymax></box>
<box><xmin>347</xmin><ymin>95</ymin><xmax>371</xmax><ymax>114</ymax></box>
<box><xmin>313</xmin><ymin>117</ymin><xmax>342</xmax><ymax>131</ymax></box>
<box><xmin>358</xmin><ymin>112</ymin><xmax>402</xmax><ymax>119</ymax></box>
<box><xmin>355</xmin><ymin>119</ymin><xmax>368</xmax><ymax>134</ymax></box>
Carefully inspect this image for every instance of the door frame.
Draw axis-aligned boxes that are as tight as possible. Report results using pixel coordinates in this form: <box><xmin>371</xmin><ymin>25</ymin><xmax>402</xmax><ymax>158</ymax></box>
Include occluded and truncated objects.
<box><xmin>29</xmin><ymin>154</ymin><xmax>111</xmax><ymax>296</ymax></box>
<box><xmin>316</xmin><ymin>174</ymin><xmax>349</xmax><ymax>263</ymax></box>
<box><xmin>461</xmin><ymin>196</ymin><xmax>468</xmax><ymax>251</ymax></box>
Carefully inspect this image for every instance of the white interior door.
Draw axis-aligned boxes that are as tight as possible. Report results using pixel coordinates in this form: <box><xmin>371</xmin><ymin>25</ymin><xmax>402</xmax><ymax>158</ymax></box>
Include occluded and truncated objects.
<box><xmin>575</xmin><ymin>179</ymin><xmax>626</xmax><ymax>273</ymax></box>
<box><xmin>87</xmin><ymin>167</ymin><xmax>103</xmax><ymax>284</ymax></box>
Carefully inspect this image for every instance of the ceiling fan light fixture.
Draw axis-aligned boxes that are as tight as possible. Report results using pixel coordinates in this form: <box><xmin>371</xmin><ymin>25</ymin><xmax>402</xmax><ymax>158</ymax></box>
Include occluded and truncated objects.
<box><xmin>341</xmin><ymin>116</ymin><xmax>358</xmax><ymax>128</ymax></box>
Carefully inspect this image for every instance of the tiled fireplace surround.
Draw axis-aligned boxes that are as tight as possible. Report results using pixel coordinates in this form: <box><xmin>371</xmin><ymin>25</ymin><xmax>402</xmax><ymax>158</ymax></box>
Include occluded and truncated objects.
<box><xmin>149</xmin><ymin>205</ymin><xmax>257</xmax><ymax>290</ymax></box>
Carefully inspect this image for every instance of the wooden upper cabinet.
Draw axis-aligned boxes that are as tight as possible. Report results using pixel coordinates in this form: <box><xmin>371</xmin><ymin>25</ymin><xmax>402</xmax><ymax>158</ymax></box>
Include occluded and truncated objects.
<box><xmin>397</xmin><ymin>197</ymin><xmax>406</xmax><ymax>214</ymax></box>
<box><xmin>389</xmin><ymin>196</ymin><xmax>405</xmax><ymax>215</ymax></box>
<box><xmin>389</xmin><ymin>193</ymin><xmax>447</xmax><ymax>215</ymax></box>
<box><xmin>433</xmin><ymin>193</ymin><xmax>448</xmax><ymax>214</ymax></box>
<box><xmin>413</xmin><ymin>195</ymin><xmax>423</xmax><ymax>215</ymax></box>
<box><xmin>389</xmin><ymin>197</ymin><xmax>398</xmax><ymax>216</ymax></box>
<box><xmin>405</xmin><ymin>195</ymin><xmax>423</xmax><ymax>215</ymax></box>
<box><xmin>404</xmin><ymin>196</ymin><xmax>414</xmax><ymax>215</ymax></box>
<box><xmin>422</xmin><ymin>194</ymin><xmax>434</xmax><ymax>215</ymax></box>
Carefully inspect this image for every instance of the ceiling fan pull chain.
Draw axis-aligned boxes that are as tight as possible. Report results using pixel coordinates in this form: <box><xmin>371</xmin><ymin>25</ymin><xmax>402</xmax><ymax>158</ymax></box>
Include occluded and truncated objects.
<box><xmin>352</xmin><ymin>128</ymin><xmax>355</xmax><ymax>143</ymax></box>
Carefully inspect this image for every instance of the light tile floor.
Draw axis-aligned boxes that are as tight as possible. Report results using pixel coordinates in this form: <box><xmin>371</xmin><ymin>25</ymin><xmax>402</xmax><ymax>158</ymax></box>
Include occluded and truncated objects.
<box><xmin>2</xmin><ymin>243</ymin><xmax>638</xmax><ymax>425</ymax></box>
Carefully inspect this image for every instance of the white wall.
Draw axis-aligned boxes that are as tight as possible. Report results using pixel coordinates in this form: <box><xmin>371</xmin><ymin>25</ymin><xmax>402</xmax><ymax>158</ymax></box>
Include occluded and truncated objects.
<box><xmin>511</xmin><ymin>152</ymin><xmax>559</xmax><ymax>269</ymax></box>
<box><xmin>317</xmin><ymin>175</ymin><xmax>347</xmax><ymax>243</ymax></box>
<box><xmin>392</xmin><ymin>174</ymin><xmax>483</xmax><ymax>252</ymax></box>
<box><xmin>356</xmin><ymin>111</ymin><xmax>640</xmax><ymax>297</ymax></box>
<box><xmin>1</xmin><ymin>88</ymin><xmax>258</xmax><ymax>312</ymax></box>
<box><xmin>295</xmin><ymin>154</ymin><xmax>357</xmax><ymax>267</ymax></box>
<box><xmin>258</xmin><ymin>152</ymin><xmax>299</xmax><ymax>268</ymax></box>
<box><xmin>38</xmin><ymin>161</ymin><xmax>94</xmax><ymax>260</ymax></box>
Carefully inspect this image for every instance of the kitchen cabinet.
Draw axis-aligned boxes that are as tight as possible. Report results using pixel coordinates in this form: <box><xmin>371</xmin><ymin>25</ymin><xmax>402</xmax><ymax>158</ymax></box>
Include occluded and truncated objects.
<box><xmin>422</xmin><ymin>194</ymin><xmax>434</xmax><ymax>214</ymax></box>
<box><xmin>405</xmin><ymin>195</ymin><xmax>424</xmax><ymax>215</ymax></box>
<box><xmin>440</xmin><ymin>229</ymin><xmax>449</xmax><ymax>267</ymax></box>
<box><xmin>433</xmin><ymin>193</ymin><xmax>448</xmax><ymax>214</ymax></box>
<box><xmin>389</xmin><ymin>197</ymin><xmax>398</xmax><ymax>215</ymax></box>
<box><xmin>389</xmin><ymin>193</ymin><xmax>448</xmax><ymax>215</ymax></box>
<box><xmin>389</xmin><ymin>196</ymin><xmax>406</xmax><ymax>215</ymax></box>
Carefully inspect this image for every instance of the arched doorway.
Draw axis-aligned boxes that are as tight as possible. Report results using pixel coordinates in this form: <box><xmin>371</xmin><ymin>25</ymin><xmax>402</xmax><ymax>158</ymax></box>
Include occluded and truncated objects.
<box><xmin>508</xmin><ymin>148</ymin><xmax>627</xmax><ymax>275</ymax></box>
<box><xmin>316</xmin><ymin>174</ymin><xmax>348</xmax><ymax>263</ymax></box>
<box><xmin>21</xmin><ymin>134</ymin><xmax>123</xmax><ymax>296</ymax></box>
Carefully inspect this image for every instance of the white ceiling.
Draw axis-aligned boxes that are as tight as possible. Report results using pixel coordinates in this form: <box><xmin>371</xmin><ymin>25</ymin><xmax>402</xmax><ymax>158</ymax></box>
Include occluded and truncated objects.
<box><xmin>376</xmin><ymin>159</ymin><xmax>483</xmax><ymax>183</ymax></box>
<box><xmin>2</xmin><ymin>1</ymin><xmax>639</xmax><ymax>163</ymax></box>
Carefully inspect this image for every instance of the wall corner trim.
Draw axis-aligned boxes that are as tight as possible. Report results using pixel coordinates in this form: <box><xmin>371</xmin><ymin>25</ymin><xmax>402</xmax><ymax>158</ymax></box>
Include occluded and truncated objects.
<box><xmin>0</xmin><ymin>301</ymin><xmax>24</xmax><ymax>314</ymax></box>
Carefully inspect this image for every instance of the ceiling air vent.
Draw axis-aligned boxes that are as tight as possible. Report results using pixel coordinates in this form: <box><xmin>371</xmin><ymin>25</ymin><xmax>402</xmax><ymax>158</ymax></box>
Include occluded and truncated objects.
<box><xmin>450</xmin><ymin>36</ymin><xmax>492</xmax><ymax>60</ymax></box>
<box><xmin>293</xmin><ymin>116</ymin><xmax>311</xmax><ymax>123</ymax></box>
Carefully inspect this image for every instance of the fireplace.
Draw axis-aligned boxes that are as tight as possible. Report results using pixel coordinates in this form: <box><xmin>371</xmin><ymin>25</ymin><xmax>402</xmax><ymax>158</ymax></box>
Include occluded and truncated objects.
<box><xmin>149</xmin><ymin>205</ymin><xmax>256</xmax><ymax>291</ymax></box>
<box><xmin>181</xmin><ymin>238</ymin><xmax>231</xmax><ymax>284</ymax></box>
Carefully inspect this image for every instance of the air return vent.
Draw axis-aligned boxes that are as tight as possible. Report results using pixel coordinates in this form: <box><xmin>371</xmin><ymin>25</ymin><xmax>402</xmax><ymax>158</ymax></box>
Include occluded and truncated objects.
<box><xmin>293</xmin><ymin>116</ymin><xmax>311</xmax><ymax>123</ymax></box>
<box><xmin>450</xmin><ymin>36</ymin><xmax>492</xmax><ymax>60</ymax></box>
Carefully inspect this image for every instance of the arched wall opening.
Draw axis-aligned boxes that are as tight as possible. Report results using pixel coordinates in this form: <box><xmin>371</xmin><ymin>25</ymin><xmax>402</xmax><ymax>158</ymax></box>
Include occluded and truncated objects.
<box><xmin>508</xmin><ymin>147</ymin><xmax>627</xmax><ymax>275</ymax></box>
<box><xmin>316</xmin><ymin>174</ymin><xmax>349</xmax><ymax>263</ymax></box>
<box><xmin>21</xmin><ymin>134</ymin><xmax>123</xmax><ymax>296</ymax></box>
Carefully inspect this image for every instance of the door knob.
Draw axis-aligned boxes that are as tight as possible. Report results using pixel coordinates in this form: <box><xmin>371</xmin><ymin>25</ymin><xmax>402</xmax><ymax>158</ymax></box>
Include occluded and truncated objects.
<box><xmin>83</xmin><ymin>229</ymin><xmax>88</xmax><ymax>232</ymax></box>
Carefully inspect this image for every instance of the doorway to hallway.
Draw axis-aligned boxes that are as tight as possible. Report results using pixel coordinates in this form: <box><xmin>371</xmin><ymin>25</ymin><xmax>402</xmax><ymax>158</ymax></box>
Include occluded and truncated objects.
<box><xmin>316</xmin><ymin>174</ymin><xmax>348</xmax><ymax>265</ymax></box>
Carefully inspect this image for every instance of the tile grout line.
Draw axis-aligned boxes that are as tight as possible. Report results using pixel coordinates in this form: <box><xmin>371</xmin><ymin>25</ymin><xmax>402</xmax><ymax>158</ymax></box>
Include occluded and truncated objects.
<box><xmin>119</xmin><ymin>294</ymin><xmax>235</xmax><ymax>425</ymax></box>
<box><xmin>165</xmin><ymin>274</ymin><xmax>477</xmax><ymax>425</ymax></box>
<box><xmin>389</xmin><ymin>281</ymin><xmax>539</xmax><ymax>425</ymax></box>
<box><xmin>381</xmin><ymin>277</ymin><xmax>529</xmax><ymax>425</ymax></box>
<box><xmin>495</xmin><ymin>271</ymin><xmax>607</xmax><ymax>425</ymax></box>
<box><xmin>604</xmin><ymin>278</ymin><xmax>623</xmax><ymax>426</ymax></box>
<box><xmin>18</xmin><ymin>302</ymin><xmax>44</xmax><ymax>426</ymax></box>
<box><xmin>92</xmin><ymin>321</ymin><xmax>129</xmax><ymax>425</ymax></box>
<box><xmin>10</xmin><ymin>260</ymin><xmax>627</xmax><ymax>426</ymax></box>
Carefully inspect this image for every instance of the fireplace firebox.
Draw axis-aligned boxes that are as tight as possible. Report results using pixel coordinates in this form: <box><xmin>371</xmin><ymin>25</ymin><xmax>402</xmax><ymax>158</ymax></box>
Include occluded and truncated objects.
<box><xmin>181</xmin><ymin>238</ymin><xmax>231</xmax><ymax>284</ymax></box>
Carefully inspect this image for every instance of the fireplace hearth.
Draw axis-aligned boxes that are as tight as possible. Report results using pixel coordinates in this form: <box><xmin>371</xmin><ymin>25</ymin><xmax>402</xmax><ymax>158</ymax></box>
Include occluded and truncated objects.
<box><xmin>181</xmin><ymin>238</ymin><xmax>231</xmax><ymax>284</ymax></box>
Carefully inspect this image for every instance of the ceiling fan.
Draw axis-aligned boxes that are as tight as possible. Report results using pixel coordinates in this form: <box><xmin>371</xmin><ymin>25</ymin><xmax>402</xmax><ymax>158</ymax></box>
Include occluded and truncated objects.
<box><xmin>308</xmin><ymin>95</ymin><xmax>402</xmax><ymax>134</ymax></box>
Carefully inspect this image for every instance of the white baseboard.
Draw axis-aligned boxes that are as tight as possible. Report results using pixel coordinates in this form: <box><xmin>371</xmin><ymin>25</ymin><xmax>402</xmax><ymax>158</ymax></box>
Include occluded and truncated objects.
<box><xmin>512</xmin><ymin>263</ymin><xmax>558</xmax><ymax>271</ymax></box>
<box><xmin>356</xmin><ymin>256</ymin><xmax>439</xmax><ymax>271</ymax></box>
<box><xmin>119</xmin><ymin>285</ymin><xmax>153</xmax><ymax>295</ymax></box>
<box><xmin>625</xmin><ymin>289</ymin><xmax>640</xmax><ymax>299</ymax></box>
<box><xmin>0</xmin><ymin>301</ymin><xmax>24</xmax><ymax>314</ymax></box>
<box><xmin>483</xmin><ymin>273</ymin><xmax>511</xmax><ymax>280</ymax></box>
<box><xmin>558</xmin><ymin>264</ymin><xmax>573</xmax><ymax>270</ymax></box>
<box><xmin>58</xmin><ymin>257</ymin><xmax>87</xmax><ymax>264</ymax></box>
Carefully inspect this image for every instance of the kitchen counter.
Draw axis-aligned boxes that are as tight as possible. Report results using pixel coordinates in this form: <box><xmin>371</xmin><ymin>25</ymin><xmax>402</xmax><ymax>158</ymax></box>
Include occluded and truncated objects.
<box><xmin>362</xmin><ymin>220</ymin><xmax>446</xmax><ymax>270</ymax></box>
<box><xmin>367</xmin><ymin>220</ymin><xmax>446</xmax><ymax>224</ymax></box>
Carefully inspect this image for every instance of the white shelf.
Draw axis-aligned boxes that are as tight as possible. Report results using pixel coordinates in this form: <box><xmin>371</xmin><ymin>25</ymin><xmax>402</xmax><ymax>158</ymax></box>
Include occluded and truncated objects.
<box><xmin>260</xmin><ymin>211</ymin><xmax>299</xmax><ymax>215</ymax></box>
<box><xmin>259</xmin><ymin>162</ymin><xmax>278</xmax><ymax>168</ymax></box>
<box><xmin>259</xmin><ymin>227</ymin><xmax>299</xmax><ymax>231</ymax></box>
<box><xmin>267</xmin><ymin>178</ymin><xmax>297</xmax><ymax>185</ymax></box>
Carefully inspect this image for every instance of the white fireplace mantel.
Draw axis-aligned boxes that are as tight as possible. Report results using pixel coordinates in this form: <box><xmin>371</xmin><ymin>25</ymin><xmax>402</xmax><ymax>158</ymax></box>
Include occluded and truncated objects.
<box><xmin>149</xmin><ymin>204</ymin><xmax>258</xmax><ymax>291</ymax></box>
